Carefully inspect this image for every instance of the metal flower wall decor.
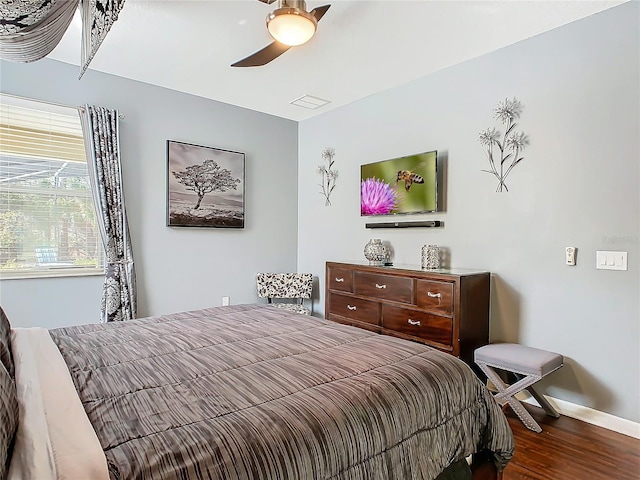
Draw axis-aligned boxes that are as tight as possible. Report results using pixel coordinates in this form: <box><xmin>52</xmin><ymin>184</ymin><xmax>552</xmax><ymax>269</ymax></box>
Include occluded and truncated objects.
<box><xmin>317</xmin><ymin>147</ymin><xmax>337</xmax><ymax>206</ymax></box>
<box><xmin>479</xmin><ymin>98</ymin><xmax>529</xmax><ymax>192</ymax></box>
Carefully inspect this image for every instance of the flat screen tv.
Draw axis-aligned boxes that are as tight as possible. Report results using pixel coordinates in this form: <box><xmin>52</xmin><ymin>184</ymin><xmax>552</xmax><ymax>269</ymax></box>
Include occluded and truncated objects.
<box><xmin>360</xmin><ymin>150</ymin><xmax>438</xmax><ymax>216</ymax></box>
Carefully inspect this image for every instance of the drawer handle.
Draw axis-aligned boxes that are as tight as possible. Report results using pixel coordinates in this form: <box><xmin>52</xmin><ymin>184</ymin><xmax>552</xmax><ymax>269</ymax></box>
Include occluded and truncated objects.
<box><xmin>335</xmin><ymin>277</ymin><xmax>344</xmax><ymax>282</ymax></box>
<box><xmin>347</xmin><ymin>305</ymin><xmax>357</xmax><ymax>311</ymax></box>
<box><xmin>375</xmin><ymin>283</ymin><xmax>387</xmax><ymax>289</ymax></box>
<box><xmin>427</xmin><ymin>291</ymin><xmax>442</xmax><ymax>298</ymax></box>
<box><xmin>407</xmin><ymin>319</ymin><xmax>421</xmax><ymax>326</ymax></box>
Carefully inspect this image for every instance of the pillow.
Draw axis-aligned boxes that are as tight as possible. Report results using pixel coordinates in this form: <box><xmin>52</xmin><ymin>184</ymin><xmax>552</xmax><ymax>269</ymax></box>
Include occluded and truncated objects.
<box><xmin>0</xmin><ymin>362</ymin><xmax>18</xmax><ymax>480</ymax></box>
<box><xmin>0</xmin><ymin>308</ymin><xmax>13</xmax><ymax>379</ymax></box>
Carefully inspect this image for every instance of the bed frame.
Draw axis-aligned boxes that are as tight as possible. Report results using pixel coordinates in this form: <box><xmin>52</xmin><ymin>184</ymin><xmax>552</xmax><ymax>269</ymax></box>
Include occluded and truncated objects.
<box><xmin>472</xmin><ymin>452</ymin><xmax>503</xmax><ymax>480</ymax></box>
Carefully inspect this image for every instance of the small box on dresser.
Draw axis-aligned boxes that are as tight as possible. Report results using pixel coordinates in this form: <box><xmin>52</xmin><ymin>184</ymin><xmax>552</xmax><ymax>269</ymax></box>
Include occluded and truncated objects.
<box><xmin>325</xmin><ymin>261</ymin><xmax>491</xmax><ymax>370</ymax></box>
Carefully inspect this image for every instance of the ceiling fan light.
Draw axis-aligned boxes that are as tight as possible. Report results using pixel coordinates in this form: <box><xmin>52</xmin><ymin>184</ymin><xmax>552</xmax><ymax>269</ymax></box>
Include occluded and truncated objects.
<box><xmin>267</xmin><ymin>8</ymin><xmax>317</xmax><ymax>46</ymax></box>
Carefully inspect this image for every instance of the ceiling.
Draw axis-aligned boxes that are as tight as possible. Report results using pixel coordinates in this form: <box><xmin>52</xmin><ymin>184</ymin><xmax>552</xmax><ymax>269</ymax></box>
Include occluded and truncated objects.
<box><xmin>48</xmin><ymin>0</ymin><xmax>625</xmax><ymax>122</ymax></box>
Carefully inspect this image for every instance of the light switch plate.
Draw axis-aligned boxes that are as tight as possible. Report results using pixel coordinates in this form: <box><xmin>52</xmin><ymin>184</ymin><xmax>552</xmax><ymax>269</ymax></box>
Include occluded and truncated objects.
<box><xmin>596</xmin><ymin>251</ymin><xmax>628</xmax><ymax>271</ymax></box>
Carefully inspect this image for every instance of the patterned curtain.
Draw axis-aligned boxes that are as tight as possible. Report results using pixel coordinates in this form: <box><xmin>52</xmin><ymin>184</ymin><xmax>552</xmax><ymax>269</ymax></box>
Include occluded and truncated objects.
<box><xmin>0</xmin><ymin>0</ymin><xmax>125</xmax><ymax>78</ymax></box>
<box><xmin>0</xmin><ymin>0</ymin><xmax>78</xmax><ymax>62</ymax></box>
<box><xmin>79</xmin><ymin>0</ymin><xmax>126</xmax><ymax>78</ymax></box>
<box><xmin>80</xmin><ymin>105</ymin><xmax>137</xmax><ymax>322</ymax></box>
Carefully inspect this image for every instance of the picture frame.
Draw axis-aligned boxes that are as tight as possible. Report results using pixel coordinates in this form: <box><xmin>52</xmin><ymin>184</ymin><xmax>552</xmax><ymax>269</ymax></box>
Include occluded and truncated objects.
<box><xmin>167</xmin><ymin>140</ymin><xmax>245</xmax><ymax>228</ymax></box>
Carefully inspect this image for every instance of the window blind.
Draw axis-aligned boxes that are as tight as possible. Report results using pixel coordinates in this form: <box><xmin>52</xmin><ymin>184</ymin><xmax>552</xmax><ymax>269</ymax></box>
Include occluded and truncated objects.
<box><xmin>0</xmin><ymin>94</ymin><xmax>103</xmax><ymax>277</ymax></box>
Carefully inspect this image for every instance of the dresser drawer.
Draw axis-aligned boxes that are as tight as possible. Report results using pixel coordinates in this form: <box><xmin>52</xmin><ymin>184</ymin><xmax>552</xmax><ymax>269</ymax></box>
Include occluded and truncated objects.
<box><xmin>381</xmin><ymin>306</ymin><xmax>452</xmax><ymax>347</ymax></box>
<box><xmin>328</xmin><ymin>292</ymin><xmax>379</xmax><ymax>325</ymax></box>
<box><xmin>331</xmin><ymin>315</ymin><xmax>381</xmax><ymax>334</ymax></box>
<box><xmin>328</xmin><ymin>267</ymin><xmax>353</xmax><ymax>292</ymax></box>
<box><xmin>416</xmin><ymin>280</ymin><xmax>454</xmax><ymax>315</ymax></box>
<box><xmin>353</xmin><ymin>272</ymin><xmax>412</xmax><ymax>304</ymax></box>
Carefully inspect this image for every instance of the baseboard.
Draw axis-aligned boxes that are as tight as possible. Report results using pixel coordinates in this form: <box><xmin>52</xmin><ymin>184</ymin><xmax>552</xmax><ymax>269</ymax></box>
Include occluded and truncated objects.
<box><xmin>485</xmin><ymin>381</ymin><xmax>640</xmax><ymax>439</ymax></box>
<box><xmin>519</xmin><ymin>393</ymin><xmax>640</xmax><ymax>440</ymax></box>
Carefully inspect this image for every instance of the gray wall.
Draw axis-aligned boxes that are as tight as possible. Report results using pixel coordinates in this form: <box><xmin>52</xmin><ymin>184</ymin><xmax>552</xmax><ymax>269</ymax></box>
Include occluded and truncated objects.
<box><xmin>0</xmin><ymin>2</ymin><xmax>637</xmax><ymax>424</ymax></box>
<box><xmin>298</xmin><ymin>3</ymin><xmax>639</xmax><ymax>422</ymax></box>
<box><xmin>0</xmin><ymin>58</ymin><xmax>299</xmax><ymax>328</ymax></box>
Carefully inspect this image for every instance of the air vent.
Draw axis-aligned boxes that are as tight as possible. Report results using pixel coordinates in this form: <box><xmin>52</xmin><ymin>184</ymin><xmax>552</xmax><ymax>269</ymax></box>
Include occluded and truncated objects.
<box><xmin>290</xmin><ymin>94</ymin><xmax>331</xmax><ymax>110</ymax></box>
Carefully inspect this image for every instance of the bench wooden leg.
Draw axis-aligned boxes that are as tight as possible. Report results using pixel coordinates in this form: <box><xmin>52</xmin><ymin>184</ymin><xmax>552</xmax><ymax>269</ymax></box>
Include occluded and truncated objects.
<box><xmin>527</xmin><ymin>384</ymin><xmax>560</xmax><ymax>418</ymax></box>
<box><xmin>478</xmin><ymin>362</ymin><xmax>543</xmax><ymax>433</ymax></box>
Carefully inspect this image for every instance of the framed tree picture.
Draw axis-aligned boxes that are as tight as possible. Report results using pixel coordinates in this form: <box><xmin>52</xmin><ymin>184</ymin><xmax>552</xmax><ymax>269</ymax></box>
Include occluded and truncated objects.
<box><xmin>167</xmin><ymin>140</ymin><xmax>245</xmax><ymax>228</ymax></box>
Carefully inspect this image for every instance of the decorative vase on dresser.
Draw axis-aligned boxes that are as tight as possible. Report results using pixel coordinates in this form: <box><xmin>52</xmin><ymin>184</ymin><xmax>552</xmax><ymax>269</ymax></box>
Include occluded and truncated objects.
<box><xmin>324</xmin><ymin>261</ymin><xmax>491</xmax><ymax>371</ymax></box>
<box><xmin>421</xmin><ymin>244</ymin><xmax>440</xmax><ymax>269</ymax></box>
<box><xmin>363</xmin><ymin>239</ymin><xmax>389</xmax><ymax>265</ymax></box>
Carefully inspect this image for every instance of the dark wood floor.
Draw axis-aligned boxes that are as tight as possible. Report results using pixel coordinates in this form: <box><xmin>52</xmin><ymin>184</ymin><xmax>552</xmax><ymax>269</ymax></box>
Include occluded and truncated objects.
<box><xmin>503</xmin><ymin>404</ymin><xmax>640</xmax><ymax>479</ymax></box>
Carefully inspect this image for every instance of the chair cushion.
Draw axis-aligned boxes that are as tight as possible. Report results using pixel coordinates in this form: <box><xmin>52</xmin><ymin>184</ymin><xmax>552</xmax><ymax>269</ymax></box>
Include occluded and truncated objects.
<box><xmin>271</xmin><ymin>303</ymin><xmax>311</xmax><ymax>315</ymax></box>
<box><xmin>474</xmin><ymin>343</ymin><xmax>563</xmax><ymax>377</ymax></box>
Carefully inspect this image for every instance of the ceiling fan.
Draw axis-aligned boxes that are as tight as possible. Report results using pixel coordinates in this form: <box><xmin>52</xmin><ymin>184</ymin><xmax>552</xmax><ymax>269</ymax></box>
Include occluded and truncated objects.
<box><xmin>231</xmin><ymin>0</ymin><xmax>331</xmax><ymax>67</ymax></box>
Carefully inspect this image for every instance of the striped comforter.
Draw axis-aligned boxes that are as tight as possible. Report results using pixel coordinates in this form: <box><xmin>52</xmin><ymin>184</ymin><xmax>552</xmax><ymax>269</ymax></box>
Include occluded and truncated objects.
<box><xmin>49</xmin><ymin>304</ymin><xmax>514</xmax><ymax>480</ymax></box>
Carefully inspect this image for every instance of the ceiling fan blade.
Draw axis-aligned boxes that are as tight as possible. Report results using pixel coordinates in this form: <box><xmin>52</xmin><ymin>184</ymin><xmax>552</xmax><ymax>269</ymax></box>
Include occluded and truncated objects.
<box><xmin>231</xmin><ymin>41</ymin><xmax>292</xmax><ymax>67</ymax></box>
<box><xmin>257</xmin><ymin>0</ymin><xmax>277</xmax><ymax>4</ymax></box>
<box><xmin>310</xmin><ymin>4</ymin><xmax>331</xmax><ymax>22</ymax></box>
<box><xmin>232</xmin><ymin>3</ymin><xmax>330</xmax><ymax>67</ymax></box>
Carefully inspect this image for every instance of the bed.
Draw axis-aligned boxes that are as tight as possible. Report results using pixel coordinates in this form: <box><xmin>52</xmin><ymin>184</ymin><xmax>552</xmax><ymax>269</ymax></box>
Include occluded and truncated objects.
<box><xmin>1</xmin><ymin>304</ymin><xmax>513</xmax><ymax>480</ymax></box>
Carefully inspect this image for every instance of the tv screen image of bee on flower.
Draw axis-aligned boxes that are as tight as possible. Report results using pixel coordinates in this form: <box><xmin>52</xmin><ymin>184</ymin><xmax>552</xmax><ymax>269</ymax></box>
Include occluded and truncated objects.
<box><xmin>360</xmin><ymin>150</ymin><xmax>438</xmax><ymax>216</ymax></box>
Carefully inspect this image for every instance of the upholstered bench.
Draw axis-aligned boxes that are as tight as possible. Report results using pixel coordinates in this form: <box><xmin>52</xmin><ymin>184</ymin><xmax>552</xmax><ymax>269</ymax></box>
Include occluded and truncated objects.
<box><xmin>474</xmin><ymin>343</ymin><xmax>563</xmax><ymax>433</ymax></box>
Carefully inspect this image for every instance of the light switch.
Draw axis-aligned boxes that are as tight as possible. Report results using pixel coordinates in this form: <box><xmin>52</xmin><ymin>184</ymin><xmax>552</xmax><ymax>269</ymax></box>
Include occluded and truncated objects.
<box><xmin>596</xmin><ymin>251</ymin><xmax>628</xmax><ymax>271</ymax></box>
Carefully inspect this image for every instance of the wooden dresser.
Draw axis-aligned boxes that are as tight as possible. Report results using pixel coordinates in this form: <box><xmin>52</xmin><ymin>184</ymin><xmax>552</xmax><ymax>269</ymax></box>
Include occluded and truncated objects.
<box><xmin>325</xmin><ymin>261</ymin><xmax>491</xmax><ymax>368</ymax></box>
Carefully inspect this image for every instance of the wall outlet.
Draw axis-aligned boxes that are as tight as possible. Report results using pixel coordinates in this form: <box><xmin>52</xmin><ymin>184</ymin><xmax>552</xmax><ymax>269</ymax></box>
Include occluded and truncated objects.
<box><xmin>222</xmin><ymin>296</ymin><xmax>230</xmax><ymax>306</ymax></box>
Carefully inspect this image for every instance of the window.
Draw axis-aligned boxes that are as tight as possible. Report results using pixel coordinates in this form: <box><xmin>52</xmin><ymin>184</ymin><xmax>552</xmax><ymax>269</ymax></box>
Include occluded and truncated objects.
<box><xmin>0</xmin><ymin>94</ymin><xmax>103</xmax><ymax>278</ymax></box>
